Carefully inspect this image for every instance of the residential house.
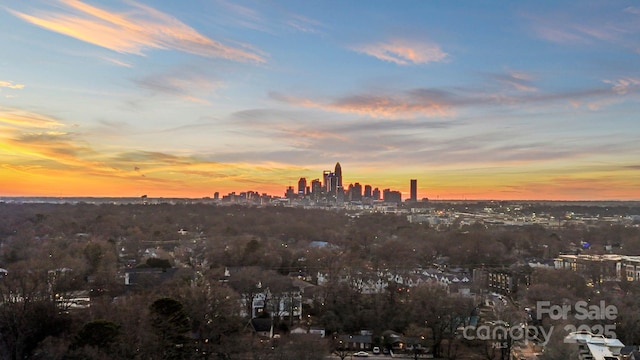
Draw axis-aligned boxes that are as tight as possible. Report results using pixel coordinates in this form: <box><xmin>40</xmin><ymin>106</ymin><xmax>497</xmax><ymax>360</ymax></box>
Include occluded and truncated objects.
<box><xmin>250</xmin><ymin>318</ymin><xmax>274</xmax><ymax>339</ymax></box>
<box><xmin>289</xmin><ymin>326</ymin><xmax>325</xmax><ymax>337</ymax></box>
<box><xmin>337</xmin><ymin>333</ymin><xmax>373</xmax><ymax>351</ymax></box>
<box><xmin>224</xmin><ymin>266</ymin><xmax>304</xmax><ymax>320</ymax></box>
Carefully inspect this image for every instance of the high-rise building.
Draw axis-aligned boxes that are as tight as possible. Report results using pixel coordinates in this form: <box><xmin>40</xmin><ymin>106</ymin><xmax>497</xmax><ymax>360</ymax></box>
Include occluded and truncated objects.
<box><xmin>351</xmin><ymin>182</ymin><xmax>362</xmax><ymax>201</ymax></box>
<box><xmin>372</xmin><ymin>187</ymin><xmax>381</xmax><ymax>200</ymax></box>
<box><xmin>364</xmin><ymin>185</ymin><xmax>372</xmax><ymax>198</ymax></box>
<box><xmin>285</xmin><ymin>186</ymin><xmax>295</xmax><ymax>199</ymax></box>
<box><xmin>410</xmin><ymin>179</ymin><xmax>417</xmax><ymax>202</ymax></box>
<box><xmin>311</xmin><ymin>179</ymin><xmax>322</xmax><ymax>196</ymax></box>
<box><xmin>383</xmin><ymin>189</ymin><xmax>402</xmax><ymax>203</ymax></box>
<box><xmin>329</xmin><ymin>174</ymin><xmax>337</xmax><ymax>195</ymax></box>
<box><xmin>334</xmin><ymin>162</ymin><xmax>344</xmax><ymax>203</ymax></box>
<box><xmin>298</xmin><ymin>178</ymin><xmax>307</xmax><ymax>195</ymax></box>
<box><xmin>323</xmin><ymin>170</ymin><xmax>332</xmax><ymax>193</ymax></box>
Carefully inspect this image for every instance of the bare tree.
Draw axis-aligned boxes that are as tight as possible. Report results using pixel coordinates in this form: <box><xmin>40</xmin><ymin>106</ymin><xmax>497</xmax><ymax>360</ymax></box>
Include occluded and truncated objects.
<box><xmin>408</xmin><ymin>283</ymin><xmax>475</xmax><ymax>359</ymax></box>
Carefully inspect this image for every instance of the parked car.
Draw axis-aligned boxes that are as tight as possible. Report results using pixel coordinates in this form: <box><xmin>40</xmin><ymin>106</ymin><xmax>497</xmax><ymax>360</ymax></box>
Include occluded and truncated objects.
<box><xmin>353</xmin><ymin>351</ymin><xmax>369</xmax><ymax>357</ymax></box>
<box><xmin>372</xmin><ymin>346</ymin><xmax>380</xmax><ymax>354</ymax></box>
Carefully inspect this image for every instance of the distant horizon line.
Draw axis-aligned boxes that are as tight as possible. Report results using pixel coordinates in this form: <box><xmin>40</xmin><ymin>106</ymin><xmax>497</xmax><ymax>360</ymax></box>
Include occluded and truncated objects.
<box><xmin>1</xmin><ymin>195</ymin><xmax>639</xmax><ymax>204</ymax></box>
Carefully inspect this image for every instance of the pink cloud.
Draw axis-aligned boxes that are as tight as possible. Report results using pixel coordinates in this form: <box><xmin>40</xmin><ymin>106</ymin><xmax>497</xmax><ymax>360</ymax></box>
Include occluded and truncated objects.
<box><xmin>271</xmin><ymin>92</ymin><xmax>454</xmax><ymax>119</ymax></box>
<box><xmin>352</xmin><ymin>38</ymin><xmax>448</xmax><ymax>65</ymax></box>
<box><xmin>9</xmin><ymin>0</ymin><xmax>266</xmax><ymax>63</ymax></box>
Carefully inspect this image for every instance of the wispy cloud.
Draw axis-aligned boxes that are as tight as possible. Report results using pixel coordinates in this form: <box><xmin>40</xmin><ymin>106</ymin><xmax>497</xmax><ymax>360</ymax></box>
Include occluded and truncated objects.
<box><xmin>603</xmin><ymin>77</ymin><xmax>640</xmax><ymax>95</ymax></box>
<box><xmin>225</xmin><ymin>108</ymin><xmax>461</xmax><ymax>163</ymax></box>
<box><xmin>533</xmin><ymin>25</ymin><xmax>588</xmax><ymax>44</ymax></box>
<box><xmin>9</xmin><ymin>0</ymin><xmax>266</xmax><ymax>63</ymax></box>
<box><xmin>0</xmin><ymin>107</ymin><xmax>64</xmax><ymax>128</ymax></box>
<box><xmin>352</xmin><ymin>38</ymin><xmax>448</xmax><ymax>65</ymax></box>
<box><xmin>0</xmin><ymin>114</ymin><xmax>279</xmax><ymax>195</ymax></box>
<box><xmin>215</xmin><ymin>0</ymin><xmax>271</xmax><ymax>33</ymax></box>
<box><xmin>287</xmin><ymin>14</ymin><xmax>323</xmax><ymax>34</ymax></box>
<box><xmin>0</xmin><ymin>81</ymin><xmax>25</xmax><ymax>90</ymax></box>
<box><xmin>270</xmin><ymin>90</ymin><xmax>455</xmax><ymax>118</ymax></box>
<box><xmin>271</xmin><ymin>69</ymin><xmax>640</xmax><ymax>119</ymax></box>
<box><xmin>133</xmin><ymin>68</ymin><xmax>222</xmax><ymax>104</ymax></box>
<box><xmin>212</xmin><ymin>109</ymin><xmax>640</xmax><ymax>172</ymax></box>
<box><xmin>528</xmin><ymin>8</ymin><xmax>640</xmax><ymax>48</ymax></box>
<box><xmin>6</xmin><ymin>131</ymin><xmax>97</xmax><ymax>168</ymax></box>
<box><xmin>529</xmin><ymin>15</ymin><xmax>612</xmax><ymax>45</ymax></box>
<box><xmin>0</xmin><ymin>106</ymin><xmax>308</xmax><ymax>196</ymax></box>
<box><xmin>102</xmin><ymin>56</ymin><xmax>132</xmax><ymax>68</ymax></box>
<box><xmin>625</xmin><ymin>6</ymin><xmax>640</xmax><ymax>15</ymax></box>
<box><xmin>492</xmin><ymin>71</ymin><xmax>538</xmax><ymax>92</ymax></box>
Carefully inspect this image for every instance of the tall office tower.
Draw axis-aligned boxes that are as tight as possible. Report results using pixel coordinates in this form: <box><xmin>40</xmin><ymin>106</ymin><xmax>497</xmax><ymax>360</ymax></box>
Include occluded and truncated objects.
<box><xmin>352</xmin><ymin>182</ymin><xmax>362</xmax><ymax>201</ymax></box>
<box><xmin>410</xmin><ymin>179</ymin><xmax>417</xmax><ymax>202</ymax></box>
<box><xmin>329</xmin><ymin>174</ymin><xmax>337</xmax><ymax>194</ymax></box>
<box><xmin>323</xmin><ymin>170</ymin><xmax>332</xmax><ymax>192</ymax></box>
<box><xmin>334</xmin><ymin>162</ymin><xmax>342</xmax><ymax>190</ymax></box>
<box><xmin>298</xmin><ymin>177</ymin><xmax>307</xmax><ymax>195</ymax></box>
<box><xmin>311</xmin><ymin>179</ymin><xmax>322</xmax><ymax>196</ymax></box>
<box><xmin>364</xmin><ymin>185</ymin><xmax>372</xmax><ymax>198</ymax></box>
<box><xmin>372</xmin><ymin>187</ymin><xmax>381</xmax><ymax>200</ymax></box>
<box><xmin>334</xmin><ymin>162</ymin><xmax>344</xmax><ymax>203</ymax></box>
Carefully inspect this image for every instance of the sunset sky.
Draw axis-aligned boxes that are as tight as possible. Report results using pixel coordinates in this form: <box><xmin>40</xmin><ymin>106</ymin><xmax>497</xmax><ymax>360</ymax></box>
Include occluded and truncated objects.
<box><xmin>1</xmin><ymin>0</ymin><xmax>639</xmax><ymax>200</ymax></box>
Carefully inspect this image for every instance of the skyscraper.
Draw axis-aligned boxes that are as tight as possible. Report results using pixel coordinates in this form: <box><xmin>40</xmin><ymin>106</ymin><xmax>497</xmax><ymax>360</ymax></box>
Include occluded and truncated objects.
<box><xmin>334</xmin><ymin>162</ymin><xmax>344</xmax><ymax>203</ymax></box>
<box><xmin>364</xmin><ymin>185</ymin><xmax>372</xmax><ymax>198</ymax></box>
<box><xmin>372</xmin><ymin>188</ymin><xmax>381</xmax><ymax>200</ymax></box>
<box><xmin>352</xmin><ymin>182</ymin><xmax>362</xmax><ymax>201</ymax></box>
<box><xmin>323</xmin><ymin>170</ymin><xmax>332</xmax><ymax>193</ymax></box>
<box><xmin>410</xmin><ymin>179</ymin><xmax>417</xmax><ymax>202</ymax></box>
<box><xmin>311</xmin><ymin>179</ymin><xmax>322</xmax><ymax>196</ymax></box>
<box><xmin>298</xmin><ymin>177</ymin><xmax>307</xmax><ymax>195</ymax></box>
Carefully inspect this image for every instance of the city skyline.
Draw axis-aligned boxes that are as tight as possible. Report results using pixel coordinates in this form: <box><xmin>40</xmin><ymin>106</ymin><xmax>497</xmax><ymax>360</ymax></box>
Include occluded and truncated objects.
<box><xmin>287</xmin><ymin>162</ymin><xmax>409</xmax><ymax>202</ymax></box>
<box><xmin>1</xmin><ymin>1</ymin><xmax>640</xmax><ymax>200</ymax></box>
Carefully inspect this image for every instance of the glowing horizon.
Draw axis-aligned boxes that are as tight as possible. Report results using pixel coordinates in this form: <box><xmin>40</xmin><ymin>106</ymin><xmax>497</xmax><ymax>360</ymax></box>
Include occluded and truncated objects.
<box><xmin>1</xmin><ymin>1</ymin><xmax>639</xmax><ymax>201</ymax></box>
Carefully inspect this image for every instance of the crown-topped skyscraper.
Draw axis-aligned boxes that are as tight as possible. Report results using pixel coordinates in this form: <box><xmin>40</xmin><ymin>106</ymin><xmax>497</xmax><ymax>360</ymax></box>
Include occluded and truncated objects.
<box><xmin>334</xmin><ymin>162</ymin><xmax>342</xmax><ymax>189</ymax></box>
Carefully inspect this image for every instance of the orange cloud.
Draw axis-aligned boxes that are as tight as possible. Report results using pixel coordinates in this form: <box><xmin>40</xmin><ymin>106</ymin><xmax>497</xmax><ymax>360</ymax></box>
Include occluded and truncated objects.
<box><xmin>9</xmin><ymin>0</ymin><xmax>265</xmax><ymax>63</ymax></box>
<box><xmin>352</xmin><ymin>38</ymin><xmax>448</xmax><ymax>65</ymax></box>
<box><xmin>0</xmin><ymin>114</ymin><xmax>308</xmax><ymax>197</ymax></box>
<box><xmin>271</xmin><ymin>92</ymin><xmax>453</xmax><ymax>118</ymax></box>
<box><xmin>0</xmin><ymin>107</ymin><xmax>64</xmax><ymax>129</ymax></box>
<box><xmin>332</xmin><ymin>94</ymin><xmax>452</xmax><ymax>118</ymax></box>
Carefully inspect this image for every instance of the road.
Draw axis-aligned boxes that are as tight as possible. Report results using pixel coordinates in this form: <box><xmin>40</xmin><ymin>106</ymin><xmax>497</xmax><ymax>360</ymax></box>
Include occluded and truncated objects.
<box><xmin>327</xmin><ymin>354</ymin><xmax>434</xmax><ymax>360</ymax></box>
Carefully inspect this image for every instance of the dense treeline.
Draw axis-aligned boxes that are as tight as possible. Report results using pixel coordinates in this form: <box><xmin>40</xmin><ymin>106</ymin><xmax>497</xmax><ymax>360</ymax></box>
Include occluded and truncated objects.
<box><xmin>0</xmin><ymin>202</ymin><xmax>639</xmax><ymax>359</ymax></box>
